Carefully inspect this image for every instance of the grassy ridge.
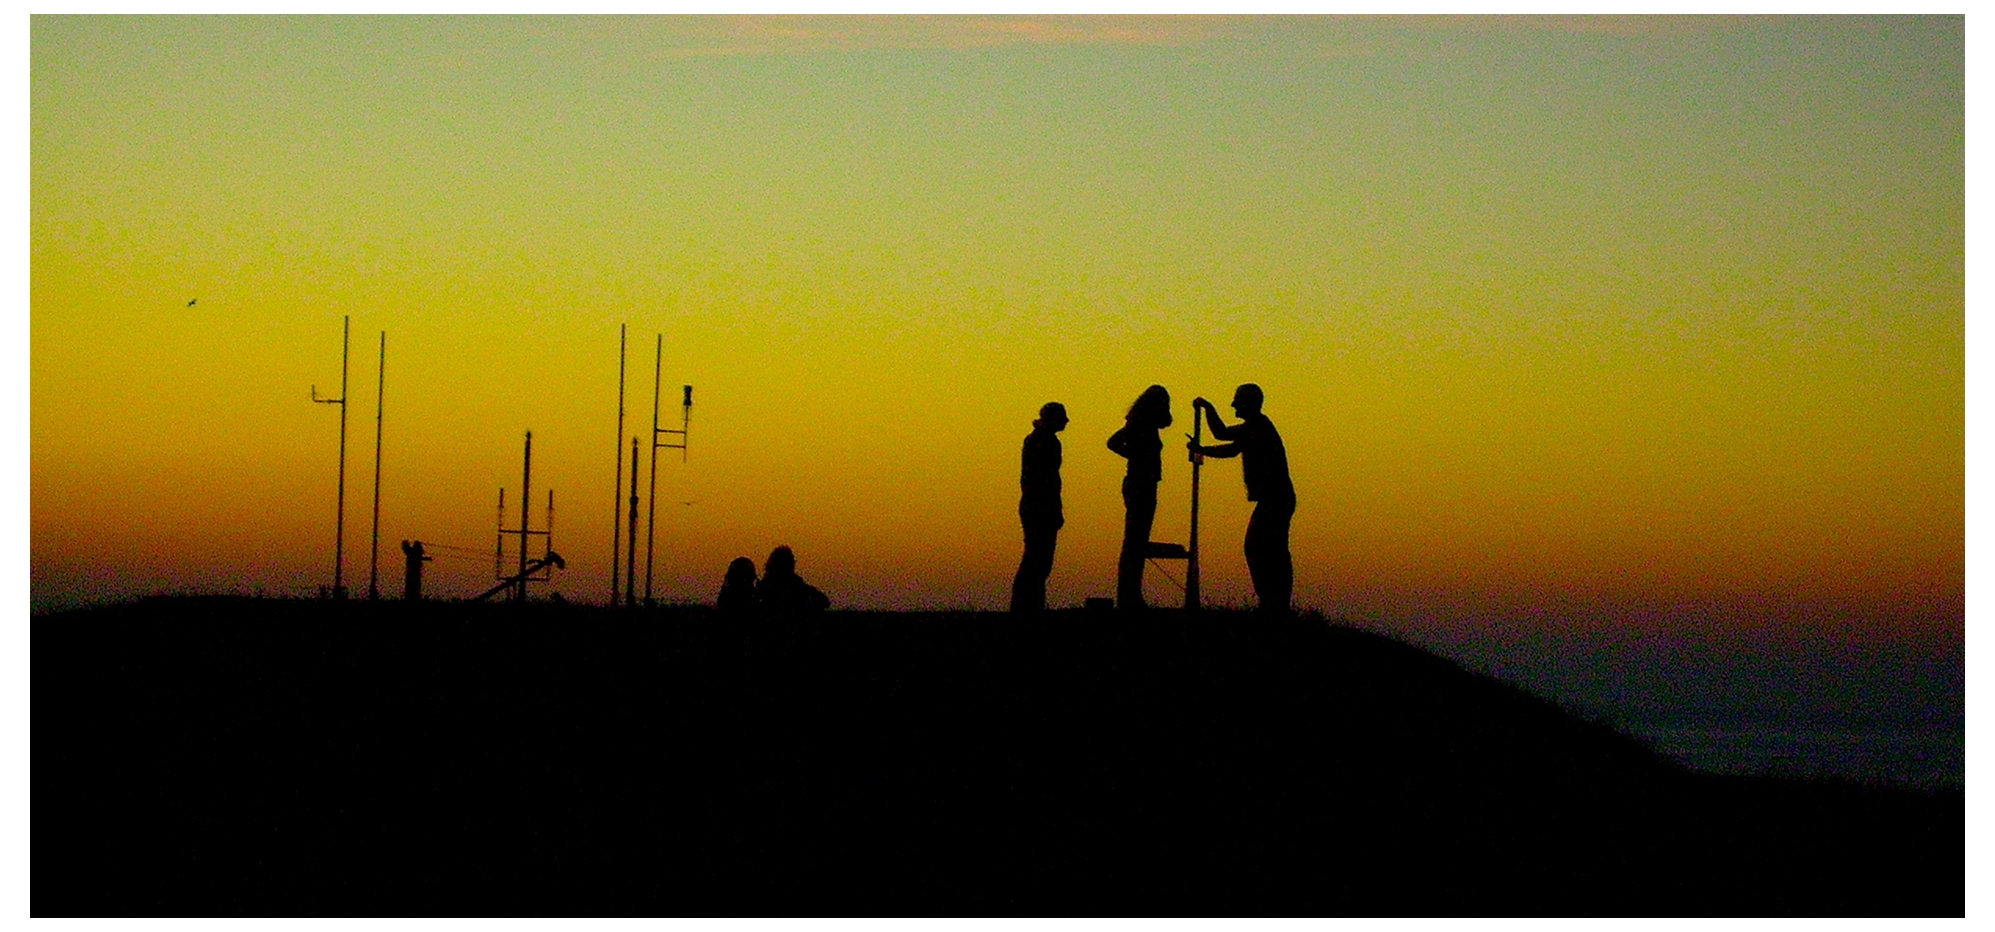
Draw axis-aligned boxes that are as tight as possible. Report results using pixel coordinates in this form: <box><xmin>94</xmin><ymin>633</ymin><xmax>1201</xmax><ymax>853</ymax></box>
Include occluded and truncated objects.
<box><xmin>33</xmin><ymin>598</ymin><xmax>1962</xmax><ymax>915</ymax></box>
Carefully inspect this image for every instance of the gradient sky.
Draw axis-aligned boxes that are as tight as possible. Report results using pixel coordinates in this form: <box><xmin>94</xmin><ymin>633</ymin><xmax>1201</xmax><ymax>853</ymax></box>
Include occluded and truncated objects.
<box><xmin>29</xmin><ymin>16</ymin><xmax>1963</xmax><ymax>646</ymax></box>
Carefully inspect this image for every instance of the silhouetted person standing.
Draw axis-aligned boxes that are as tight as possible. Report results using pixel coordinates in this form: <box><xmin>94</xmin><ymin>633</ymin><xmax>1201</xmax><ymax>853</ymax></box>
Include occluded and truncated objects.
<box><xmin>1011</xmin><ymin>402</ymin><xmax>1069</xmax><ymax>613</ymax></box>
<box><xmin>757</xmin><ymin>545</ymin><xmax>830</xmax><ymax>613</ymax></box>
<box><xmin>717</xmin><ymin>556</ymin><xmax>758</xmax><ymax>612</ymax></box>
<box><xmin>1191</xmin><ymin>384</ymin><xmax>1295</xmax><ymax>615</ymax></box>
<box><xmin>1108</xmin><ymin>385</ymin><xmax>1172</xmax><ymax>611</ymax></box>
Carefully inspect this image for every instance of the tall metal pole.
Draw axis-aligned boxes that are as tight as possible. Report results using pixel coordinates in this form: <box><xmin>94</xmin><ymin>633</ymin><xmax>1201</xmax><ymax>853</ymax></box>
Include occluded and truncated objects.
<box><xmin>1186</xmin><ymin>411</ymin><xmax>1203</xmax><ymax>611</ymax></box>
<box><xmin>369</xmin><ymin>330</ymin><xmax>386</xmax><ymax>601</ymax></box>
<box><xmin>311</xmin><ymin>316</ymin><xmax>351</xmax><ymax>600</ymax></box>
<box><xmin>674</xmin><ymin>385</ymin><xmax>692</xmax><ymax>463</ymax></box>
<box><xmin>518</xmin><ymin>431</ymin><xmax>533</xmax><ymax>602</ymax></box>
<box><xmin>644</xmin><ymin>335</ymin><xmax>661</xmax><ymax>605</ymax></box>
<box><xmin>610</xmin><ymin>324</ymin><xmax>626</xmax><ymax>607</ymax></box>
<box><xmin>626</xmin><ymin>437</ymin><xmax>640</xmax><ymax>609</ymax></box>
<box><xmin>337</xmin><ymin>317</ymin><xmax>349</xmax><ymax>599</ymax></box>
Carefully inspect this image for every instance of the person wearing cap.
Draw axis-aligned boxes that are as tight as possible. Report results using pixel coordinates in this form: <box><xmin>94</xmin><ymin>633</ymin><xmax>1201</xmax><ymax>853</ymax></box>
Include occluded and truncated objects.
<box><xmin>1011</xmin><ymin>401</ymin><xmax>1069</xmax><ymax>613</ymax></box>
<box><xmin>1190</xmin><ymin>383</ymin><xmax>1296</xmax><ymax>615</ymax></box>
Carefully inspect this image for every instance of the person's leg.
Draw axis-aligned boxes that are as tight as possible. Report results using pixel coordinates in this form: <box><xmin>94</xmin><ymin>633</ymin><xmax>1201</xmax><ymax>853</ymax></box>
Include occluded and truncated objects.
<box><xmin>1246</xmin><ymin>498</ymin><xmax>1296</xmax><ymax>614</ymax></box>
<box><xmin>1038</xmin><ymin>523</ymin><xmax>1060</xmax><ymax>608</ymax></box>
<box><xmin>1012</xmin><ymin>522</ymin><xmax>1056</xmax><ymax>612</ymax></box>
<box><xmin>1267</xmin><ymin>497</ymin><xmax>1294</xmax><ymax>612</ymax></box>
<box><xmin>1244</xmin><ymin>503</ymin><xmax>1267</xmax><ymax>608</ymax></box>
<box><xmin>1011</xmin><ymin>527</ymin><xmax>1035</xmax><ymax>613</ymax></box>
<box><xmin>1118</xmin><ymin>481</ymin><xmax>1158</xmax><ymax>610</ymax></box>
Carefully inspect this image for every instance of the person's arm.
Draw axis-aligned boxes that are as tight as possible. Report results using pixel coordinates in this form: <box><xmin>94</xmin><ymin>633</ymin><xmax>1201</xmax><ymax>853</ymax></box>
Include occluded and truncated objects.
<box><xmin>1197</xmin><ymin>399</ymin><xmax>1243</xmax><ymax>441</ymax></box>
<box><xmin>1197</xmin><ymin>441</ymin><xmax>1243</xmax><ymax>459</ymax></box>
<box><xmin>1107</xmin><ymin>426</ymin><xmax>1131</xmax><ymax>459</ymax></box>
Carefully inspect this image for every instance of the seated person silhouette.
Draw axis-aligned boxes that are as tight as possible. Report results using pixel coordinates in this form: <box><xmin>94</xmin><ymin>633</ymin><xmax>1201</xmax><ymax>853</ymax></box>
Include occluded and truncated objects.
<box><xmin>716</xmin><ymin>556</ymin><xmax>758</xmax><ymax>611</ymax></box>
<box><xmin>756</xmin><ymin>545</ymin><xmax>830</xmax><ymax>613</ymax></box>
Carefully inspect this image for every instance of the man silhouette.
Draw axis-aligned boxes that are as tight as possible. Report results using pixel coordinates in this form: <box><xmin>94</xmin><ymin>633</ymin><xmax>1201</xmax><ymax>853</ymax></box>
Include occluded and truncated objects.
<box><xmin>1190</xmin><ymin>384</ymin><xmax>1295</xmax><ymax>615</ymax></box>
<box><xmin>1011</xmin><ymin>402</ymin><xmax>1068</xmax><ymax>613</ymax></box>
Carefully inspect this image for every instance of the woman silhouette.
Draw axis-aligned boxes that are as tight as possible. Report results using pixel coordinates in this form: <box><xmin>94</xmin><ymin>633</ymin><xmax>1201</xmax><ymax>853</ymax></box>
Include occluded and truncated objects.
<box><xmin>716</xmin><ymin>556</ymin><xmax>758</xmax><ymax>612</ymax></box>
<box><xmin>1107</xmin><ymin>384</ymin><xmax>1172</xmax><ymax>611</ymax></box>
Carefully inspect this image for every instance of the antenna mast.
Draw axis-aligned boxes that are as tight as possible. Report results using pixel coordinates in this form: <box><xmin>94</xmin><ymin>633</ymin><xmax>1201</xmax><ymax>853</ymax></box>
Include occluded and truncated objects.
<box><xmin>626</xmin><ymin>436</ymin><xmax>640</xmax><ymax>608</ymax></box>
<box><xmin>310</xmin><ymin>315</ymin><xmax>351</xmax><ymax>599</ymax></box>
<box><xmin>1186</xmin><ymin>410</ymin><xmax>1203</xmax><ymax>611</ymax></box>
<box><xmin>369</xmin><ymin>330</ymin><xmax>386</xmax><ymax>601</ymax></box>
<box><xmin>610</xmin><ymin>324</ymin><xmax>627</xmax><ymax>607</ymax></box>
<box><xmin>643</xmin><ymin>335</ymin><xmax>693</xmax><ymax>606</ymax></box>
<box><xmin>495</xmin><ymin>431</ymin><xmax>556</xmax><ymax>602</ymax></box>
<box><xmin>518</xmin><ymin>431</ymin><xmax>532</xmax><ymax>601</ymax></box>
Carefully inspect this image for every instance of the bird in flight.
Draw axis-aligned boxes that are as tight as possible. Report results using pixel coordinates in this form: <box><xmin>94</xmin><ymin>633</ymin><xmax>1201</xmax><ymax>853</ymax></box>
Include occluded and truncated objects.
<box><xmin>187</xmin><ymin>298</ymin><xmax>197</xmax><ymax>307</ymax></box>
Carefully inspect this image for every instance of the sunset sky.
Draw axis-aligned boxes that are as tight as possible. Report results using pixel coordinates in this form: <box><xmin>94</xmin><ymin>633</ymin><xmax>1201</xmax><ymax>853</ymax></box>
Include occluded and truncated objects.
<box><xmin>29</xmin><ymin>16</ymin><xmax>1963</xmax><ymax>645</ymax></box>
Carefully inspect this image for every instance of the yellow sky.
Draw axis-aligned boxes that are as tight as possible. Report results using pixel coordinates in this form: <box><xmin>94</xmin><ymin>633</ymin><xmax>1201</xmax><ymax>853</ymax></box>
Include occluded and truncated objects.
<box><xmin>30</xmin><ymin>16</ymin><xmax>1962</xmax><ymax>640</ymax></box>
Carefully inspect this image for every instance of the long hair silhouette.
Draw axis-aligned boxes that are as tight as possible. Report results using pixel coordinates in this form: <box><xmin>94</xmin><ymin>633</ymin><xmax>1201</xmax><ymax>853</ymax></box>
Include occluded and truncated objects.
<box><xmin>1126</xmin><ymin>384</ymin><xmax>1173</xmax><ymax>430</ymax></box>
<box><xmin>1109</xmin><ymin>384</ymin><xmax>1172</xmax><ymax>610</ymax></box>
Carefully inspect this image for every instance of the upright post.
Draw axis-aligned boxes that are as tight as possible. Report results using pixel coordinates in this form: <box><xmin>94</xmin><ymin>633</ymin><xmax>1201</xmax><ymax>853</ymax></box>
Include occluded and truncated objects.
<box><xmin>369</xmin><ymin>330</ymin><xmax>386</xmax><ymax>601</ymax></box>
<box><xmin>402</xmin><ymin>540</ymin><xmax>430</xmax><ymax>601</ymax></box>
<box><xmin>611</xmin><ymin>323</ymin><xmax>627</xmax><ymax>607</ymax></box>
<box><xmin>311</xmin><ymin>316</ymin><xmax>351</xmax><ymax>599</ymax></box>
<box><xmin>1186</xmin><ymin>411</ymin><xmax>1203</xmax><ymax>611</ymax></box>
<box><xmin>337</xmin><ymin>317</ymin><xmax>349</xmax><ymax>599</ymax></box>
<box><xmin>644</xmin><ymin>335</ymin><xmax>662</xmax><ymax>605</ymax></box>
<box><xmin>626</xmin><ymin>437</ymin><xmax>640</xmax><ymax>609</ymax></box>
<box><xmin>671</xmin><ymin>385</ymin><xmax>692</xmax><ymax>463</ymax></box>
<box><xmin>647</xmin><ymin>383</ymin><xmax>694</xmax><ymax>605</ymax></box>
<box><xmin>496</xmin><ymin>487</ymin><xmax>505</xmax><ymax>580</ymax></box>
<box><xmin>518</xmin><ymin>431</ymin><xmax>533</xmax><ymax>602</ymax></box>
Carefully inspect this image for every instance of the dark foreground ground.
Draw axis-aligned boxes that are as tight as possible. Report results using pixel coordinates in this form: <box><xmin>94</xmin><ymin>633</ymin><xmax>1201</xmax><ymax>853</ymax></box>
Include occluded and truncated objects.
<box><xmin>35</xmin><ymin>597</ymin><xmax>1962</xmax><ymax>916</ymax></box>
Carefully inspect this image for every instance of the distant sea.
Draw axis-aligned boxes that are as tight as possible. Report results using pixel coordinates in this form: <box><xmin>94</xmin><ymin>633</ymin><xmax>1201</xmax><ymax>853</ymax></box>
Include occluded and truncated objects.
<box><xmin>1627</xmin><ymin>718</ymin><xmax>1962</xmax><ymax>787</ymax></box>
<box><xmin>1367</xmin><ymin>622</ymin><xmax>1965</xmax><ymax>788</ymax></box>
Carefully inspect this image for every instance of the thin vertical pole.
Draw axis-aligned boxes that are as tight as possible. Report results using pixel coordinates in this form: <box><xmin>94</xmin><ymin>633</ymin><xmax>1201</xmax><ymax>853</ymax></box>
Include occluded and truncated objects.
<box><xmin>679</xmin><ymin>385</ymin><xmax>692</xmax><ymax>463</ymax></box>
<box><xmin>611</xmin><ymin>324</ymin><xmax>626</xmax><ymax>607</ymax></box>
<box><xmin>644</xmin><ymin>335</ymin><xmax>661</xmax><ymax>605</ymax></box>
<box><xmin>1187</xmin><ymin>412</ymin><xmax>1203</xmax><ymax>611</ymax></box>
<box><xmin>496</xmin><ymin>488</ymin><xmax>505</xmax><ymax>580</ymax></box>
<box><xmin>334</xmin><ymin>315</ymin><xmax>349</xmax><ymax>599</ymax></box>
<box><xmin>627</xmin><ymin>437</ymin><xmax>640</xmax><ymax>608</ymax></box>
<box><xmin>369</xmin><ymin>330</ymin><xmax>386</xmax><ymax>601</ymax></box>
<box><xmin>519</xmin><ymin>431</ymin><xmax>533</xmax><ymax>602</ymax></box>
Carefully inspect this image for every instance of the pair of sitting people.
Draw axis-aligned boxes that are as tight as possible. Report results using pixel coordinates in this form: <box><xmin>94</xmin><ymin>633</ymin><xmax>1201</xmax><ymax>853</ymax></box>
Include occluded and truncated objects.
<box><xmin>716</xmin><ymin>545</ymin><xmax>830</xmax><ymax>613</ymax></box>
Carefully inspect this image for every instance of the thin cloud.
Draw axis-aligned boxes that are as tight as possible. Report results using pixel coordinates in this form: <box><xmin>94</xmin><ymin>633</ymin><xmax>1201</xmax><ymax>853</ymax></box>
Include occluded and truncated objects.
<box><xmin>635</xmin><ymin>15</ymin><xmax>1239</xmax><ymax>59</ymax></box>
<box><xmin>1406</xmin><ymin>14</ymin><xmax>1775</xmax><ymax>39</ymax></box>
<box><xmin>526</xmin><ymin>14</ymin><xmax>1773</xmax><ymax>63</ymax></box>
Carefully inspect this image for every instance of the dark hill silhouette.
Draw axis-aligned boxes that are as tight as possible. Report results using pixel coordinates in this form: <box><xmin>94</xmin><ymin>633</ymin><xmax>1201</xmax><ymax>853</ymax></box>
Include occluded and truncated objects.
<box><xmin>33</xmin><ymin>598</ymin><xmax>1960</xmax><ymax>916</ymax></box>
